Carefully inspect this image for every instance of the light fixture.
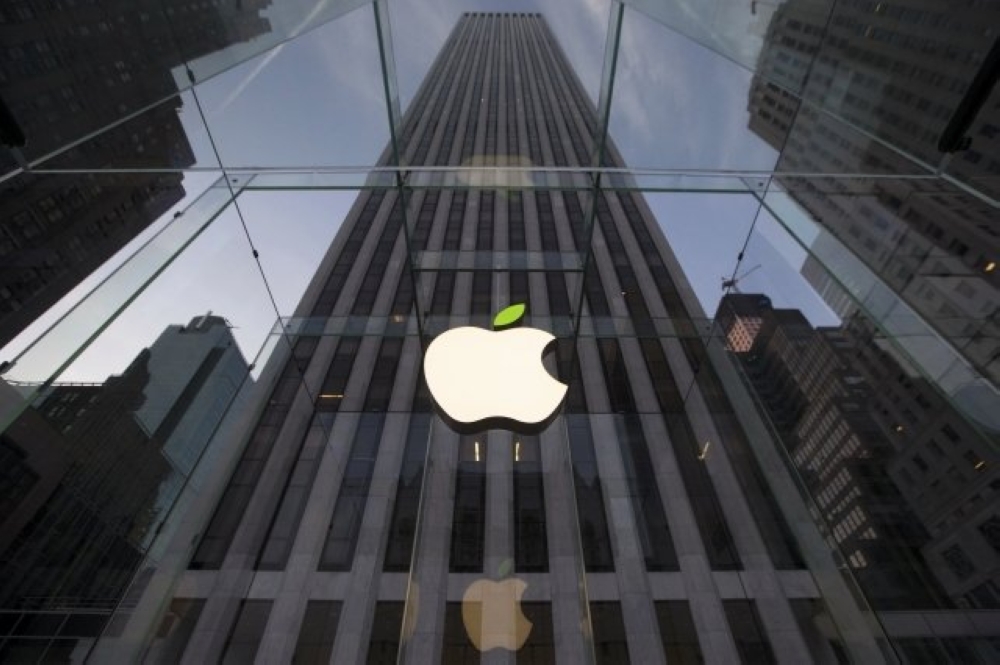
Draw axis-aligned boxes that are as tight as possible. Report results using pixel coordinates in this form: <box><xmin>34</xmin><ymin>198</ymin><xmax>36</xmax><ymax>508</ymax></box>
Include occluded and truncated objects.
<box><xmin>474</xmin><ymin>441</ymin><xmax>481</xmax><ymax>462</ymax></box>
<box><xmin>975</xmin><ymin>460</ymin><xmax>986</xmax><ymax>470</ymax></box>
<box><xmin>320</xmin><ymin>393</ymin><xmax>343</xmax><ymax>399</ymax></box>
<box><xmin>515</xmin><ymin>441</ymin><xmax>521</xmax><ymax>462</ymax></box>
<box><xmin>985</xmin><ymin>261</ymin><xmax>996</xmax><ymax>273</ymax></box>
<box><xmin>697</xmin><ymin>441</ymin><xmax>711</xmax><ymax>460</ymax></box>
<box><xmin>894</xmin><ymin>424</ymin><xmax>904</xmax><ymax>432</ymax></box>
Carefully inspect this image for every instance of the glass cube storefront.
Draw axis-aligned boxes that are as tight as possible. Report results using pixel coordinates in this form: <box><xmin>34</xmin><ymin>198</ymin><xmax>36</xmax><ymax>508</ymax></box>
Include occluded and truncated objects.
<box><xmin>1</xmin><ymin>1</ymin><xmax>998</xmax><ymax>663</ymax></box>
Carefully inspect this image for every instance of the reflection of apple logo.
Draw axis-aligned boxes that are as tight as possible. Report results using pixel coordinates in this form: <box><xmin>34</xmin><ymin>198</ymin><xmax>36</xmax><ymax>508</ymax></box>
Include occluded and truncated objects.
<box><xmin>423</xmin><ymin>303</ymin><xmax>567</xmax><ymax>433</ymax></box>
<box><xmin>461</xmin><ymin>560</ymin><xmax>532</xmax><ymax>651</ymax></box>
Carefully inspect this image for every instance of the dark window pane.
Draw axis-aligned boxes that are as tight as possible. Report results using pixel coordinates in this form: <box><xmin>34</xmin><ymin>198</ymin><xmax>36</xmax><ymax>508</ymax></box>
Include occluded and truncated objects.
<box><xmin>514</xmin><ymin>436</ymin><xmax>548</xmax><ymax>572</ymax></box>
<box><xmin>614</xmin><ymin>415</ymin><xmax>678</xmax><ymax>571</ymax></box>
<box><xmin>723</xmin><ymin>600</ymin><xmax>776</xmax><ymax>665</ymax></box>
<box><xmin>590</xmin><ymin>602</ymin><xmax>630</xmax><ymax>665</ymax></box>
<box><xmin>365</xmin><ymin>602</ymin><xmax>403</xmax><ymax>665</ymax></box>
<box><xmin>566</xmin><ymin>416</ymin><xmax>614</xmax><ymax>571</ymax></box>
<box><xmin>450</xmin><ymin>436</ymin><xmax>486</xmax><ymax>573</ymax></box>
<box><xmin>221</xmin><ymin>600</ymin><xmax>271</xmax><ymax>665</ymax></box>
<box><xmin>293</xmin><ymin>601</ymin><xmax>342</xmax><ymax>665</ymax></box>
<box><xmin>319</xmin><ymin>414</ymin><xmax>386</xmax><ymax>571</ymax></box>
<box><xmin>515</xmin><ymin>602</ymin><xmax>554</xmax><ymax>665</ymax></box>
<box><xmin>384</xmin><ymin>414</ymin><xmax>431</xmax><ymax>571</ymax></box>
<box><xmin>147</xmin><ymin>599</ymin><xmax>205</xmax><ymax>664</ymax></box>
<box><xmin>442</xmin><ymin>602</ymin><xmax>478</xmax><ymax>664</ymax></box>
<box><xmin>655</xmin><ymin>600</ymin><xmax>704</xmax><ymax>665</ymax></box>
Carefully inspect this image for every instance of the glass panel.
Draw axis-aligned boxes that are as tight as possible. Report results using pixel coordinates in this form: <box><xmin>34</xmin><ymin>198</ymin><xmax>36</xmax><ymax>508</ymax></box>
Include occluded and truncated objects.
<box><xmin>611</xmin><ymin>7</ymin><xmax>782</xmax><ymax>173</ymax></box>
<box><xmin>181</xmin><ymin>0</ymin><xmax>374</xmax><ymax>93</ymax></box>
<box><xmin>6</xmin><ymin>4</ymin><xmax>1000</xmax><ymax>664</ymax></box>
<box><xmin>2</xmin><ymin>1</ymin><xmax>198</xmax><ymax>169</ymax></box>
<box><xmin>1</xmin><ymin>178</ymin><xmax>236</xmax><ymax>419</ymax></box>
<box><xmin>25</xmin><ymin>90</ymin><xmax>219</xmax><ymax>174</ymax></box>
<box><xmin>189</xmin><ymin>5</ymin><xmax>391</xmax><ymax>170</ymax></box>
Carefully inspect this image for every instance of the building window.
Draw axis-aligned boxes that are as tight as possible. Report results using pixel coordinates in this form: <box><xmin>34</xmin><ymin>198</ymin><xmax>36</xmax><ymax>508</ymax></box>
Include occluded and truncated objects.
<box><xmin>450</xmin><ymin>436</ymin><xmax>486</xmax><ymax>572</ymax></box>
<box><xmin>319</xmin><ymin>414</ymin><xmax>386</xmax><ymax>571</ymax></box>
<box><xmin>293</xmin><ymin>601</ymin><xmax>342</xmax><ymax>664</ymax></box>
<box><xmin>591</xmin><ymin>602</ymin><xmax>630</xmax><ymax>664</ymax></box>
<box><xmin>383</xmin><ymin>413</ymin><xmax>432</xmax><ymax>571</ymax></box>
<box><xmin>941</xmin><ymin>544</ymin><xmax>976</xmax><ymax>580</ymax></box>
<box><xmin>978</xmin><ymin>516</ymin><xmax>1000</xmax><ymax>554</ymax></box>
<box><xmin>365</xmin><ymin>602</ymin><xmax>404</xmax><ymax>664</ymax></box>
<box><xmin>514</xmin><ymin>436</ymin><xmax>548</xmax><ymax>572</ymax></box>
<box><xmin>723</xmin><ymin>600</ymin><xmax>776</xmax><ymax>665</ymax></box>
<box><xmin>655</xmin><ymin>601</ymin><xmax>704</xmax><ymax>665</ymax></box>
<box><xmin>221</xmin><ymin>600</ymin><xmax>272</xmax><ymax>663</ymax></box>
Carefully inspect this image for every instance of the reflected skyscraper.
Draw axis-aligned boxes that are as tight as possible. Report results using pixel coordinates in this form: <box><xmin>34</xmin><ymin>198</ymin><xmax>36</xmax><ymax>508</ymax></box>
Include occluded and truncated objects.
<box><xmin>746</xmin><ymin>0</ymin><xmax>1000</xmax><ymax>385</ymax></box>
<box><xmin>0</xmin><ymin>0</ymin><xmax>272</xmax><ymax>347</ymax></box>
<box><xmin>0</xmin><ymin>315</ymin><xmax>249</xmax><ymax>661</ymax></box>
<box><xmin>719</xmin><ymin>293</ymin><xmax>1000</xmax><ymax>608</ymax></box>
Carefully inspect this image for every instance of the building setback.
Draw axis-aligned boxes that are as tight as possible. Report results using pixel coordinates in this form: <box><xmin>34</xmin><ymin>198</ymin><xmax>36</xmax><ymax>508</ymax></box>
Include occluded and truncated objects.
<box><xmin>122</xmin><ymin>13</ymin><xmax>889</xmax><ymax>664</ymax></box>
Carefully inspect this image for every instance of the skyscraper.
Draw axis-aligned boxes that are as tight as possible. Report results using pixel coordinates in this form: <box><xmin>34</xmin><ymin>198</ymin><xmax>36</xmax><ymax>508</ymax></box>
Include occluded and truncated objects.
<box><xmin>110</xmin><ymin>13</ymin><xmax>893</xmax><ymax>664</ymax></box>
<box><xmin>0</xmin><ymin>0</ymin><xmax>273</xmax><ymax>347</ymax></box>
<box><xmin>718</xmin><ymin>293</ymin><xmax>1000</xmax><ymax>614</ymax></box>
<box><xmin>745</xmin><ymin>0</ymin><xmax>1000</xmax><ymax>385</ymax></box>
<box><xmin>0</xmin><ymin>314</ymin><xmax>250</xmax><ymax>662</ymax></box>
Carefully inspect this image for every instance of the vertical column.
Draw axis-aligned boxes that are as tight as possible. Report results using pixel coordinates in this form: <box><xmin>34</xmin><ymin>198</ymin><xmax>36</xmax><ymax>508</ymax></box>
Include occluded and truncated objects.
<box><xmin>400</xmin><ymin>422</ymin><xmax>460</xmax><ymax>664</ymax></box>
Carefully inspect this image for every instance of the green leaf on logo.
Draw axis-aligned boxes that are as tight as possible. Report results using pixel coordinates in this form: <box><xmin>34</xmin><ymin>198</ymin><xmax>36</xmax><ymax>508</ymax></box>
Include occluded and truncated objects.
<box><xmin>493</xmin><ymin>303</ymin><xmax>526</xmax><ymax>329</ymax></box>
<box><xmin>497</xmin><ymin>558</ymin><xmax>514</xmax><ymax>579</ymax></box>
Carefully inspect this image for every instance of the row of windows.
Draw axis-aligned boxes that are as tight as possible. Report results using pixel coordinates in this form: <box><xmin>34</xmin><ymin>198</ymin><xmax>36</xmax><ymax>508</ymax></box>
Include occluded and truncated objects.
<box><xmin>153</xmin><ymin>595</ymin><xmax>789</xmax><ymax>665</ymax></box>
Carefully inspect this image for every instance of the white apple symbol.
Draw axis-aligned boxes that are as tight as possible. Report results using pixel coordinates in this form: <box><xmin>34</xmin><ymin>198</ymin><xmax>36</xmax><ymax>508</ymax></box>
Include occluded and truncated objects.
<box><xmin>423</xmin><ymin>304</ymin><xmax>567</xmax><ymax>429</ymax></box>
<box><xmin>461</xmin><ymin>561</ymin><xmax>533</xmax><ymax>651</ymax></box>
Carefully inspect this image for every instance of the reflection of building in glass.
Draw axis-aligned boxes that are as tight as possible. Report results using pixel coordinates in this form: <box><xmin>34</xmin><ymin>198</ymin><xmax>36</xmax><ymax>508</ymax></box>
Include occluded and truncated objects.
<box><xmin>0</xmin><ymin>315</ymin><xmax>248</xmax><ymax>661</ymax></box>
<box><xmin>747</xmin><ymin>0</ymin><xmax>1000</xmax><ymax>384</ymax></box>
<box><xmin>129</xmin><ymin>13</ymin><xmax>866</xmax><ymax>664</ymax></box>
<box><xmin>718</xmin><ymin>293</ymin><xmax>1000</xmax><ymax>613</ymax></box>
<box><xmin>0</xmin><ymin>0</ymin><xmax>272</xmax><ymax>348</ymax></box>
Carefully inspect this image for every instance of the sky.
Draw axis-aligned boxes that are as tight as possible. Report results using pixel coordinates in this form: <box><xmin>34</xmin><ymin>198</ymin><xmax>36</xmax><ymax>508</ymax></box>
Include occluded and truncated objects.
<box><xmin>1</xmin><ymin>0</ymin><xmax>837</xmax><ymax>385</ymax></box>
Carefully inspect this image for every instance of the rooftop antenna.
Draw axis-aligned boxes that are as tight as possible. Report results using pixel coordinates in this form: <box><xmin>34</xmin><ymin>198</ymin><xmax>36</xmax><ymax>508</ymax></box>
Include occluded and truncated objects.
<box><xmin>721</xmin><ymin>264</ymin><xmax>762</xmax><ymax>293</ymax></box>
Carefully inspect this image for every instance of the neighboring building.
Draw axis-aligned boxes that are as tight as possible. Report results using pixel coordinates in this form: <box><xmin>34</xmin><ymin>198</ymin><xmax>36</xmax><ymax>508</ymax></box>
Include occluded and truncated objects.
<box><xmin>747</xmin><ymin>0</ymin><xmax>1000</xmax><ymax>385</ymax></box>
<box><xmin>718</xmin><ymin>293</ymin><xmax>1000</xmax><ymax>614</ymax></box>
<box><xmin>0</xmin><ymin>315</ymin><xmax>249</xmax><ymax>661</ymax></box>
<box><xmin>128</xmin><ymin>13</ymin><xmax>870</xmax><ymax>664</ymax></box>
<box><xmin>0</xmin><ymin>0</ymin><xmax>272</xmax><ymax>348</ymax></box>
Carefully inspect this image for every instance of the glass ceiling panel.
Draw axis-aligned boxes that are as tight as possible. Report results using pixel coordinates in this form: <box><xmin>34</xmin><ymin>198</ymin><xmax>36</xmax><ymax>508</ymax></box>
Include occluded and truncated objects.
<box><xmin>0</xmin><ymin>0</ymin><xmax>198</xmax><ymax>170</ymax></box>
<box><xmin>237</xmin><ymin>189</ymin><xmax>358</xmax><ymax>316</ymax></box>
<box><xmin>641</xmin><ymin>192</ymin><xmax>762</xmax><ymax>319</ymax></box>
<box><xmin>0</xmin><ymin>177</ymin><xmax>236</xmax><ymax>425</ymax></box>
<box><xmin>621</xmin><ymin>0</ymin><xmax>819</xmax><ymax>76</ymax></box>
<box><xmin>609</xmin><ymin>6</ymin><xmax>782</xmax><ymax>173</ymax></box>
<box><xmin>179</xmin><ymin>0</ymin><xmax>374</xmax><ymax>94</ymax></box>
<box><xmin>27</xmin><ymin>90</ymin><xmax>219</xmax><ymax>174</ymax></box>
<box><xmin>190</xmin><ymin>5</ymin><xmax>391</xmax><ymax>170</ymax></box>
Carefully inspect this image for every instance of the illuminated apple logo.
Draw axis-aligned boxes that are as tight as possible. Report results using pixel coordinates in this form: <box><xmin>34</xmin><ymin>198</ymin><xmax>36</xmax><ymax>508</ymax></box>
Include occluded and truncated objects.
<box><xmin>461</xmin><ymin>560</ymin><xmax>532</xmax><ymax>651</ymax></box>
<box><xmin>423</xmin><ymin>304</ymin><xmax>567</xmax><ymax>433</ymax></box>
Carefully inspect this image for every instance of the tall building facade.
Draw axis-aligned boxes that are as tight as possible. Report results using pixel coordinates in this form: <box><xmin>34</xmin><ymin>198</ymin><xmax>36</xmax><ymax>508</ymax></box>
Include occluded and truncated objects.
<box><xmin>746</xmin><ymin>0</ymin><xmax>1000</xmax><ymax>385</ymax></box>
<box><xmin>0</xmin><ymin>0</ymin><xmax>272</xmax><ymax>347</ymax></box>
<box><xmin>719</xmin><ymin>294</ymin><xmax>1000</xmax><ymax>608</ymax></box>
<box><xmin>718</xmin><ymin>292</ymin><xmax>1000</xmax><ymax>661</ymax></box>
<box><xmin>109</xmin><ymin>13</ymin><xmax>895</xmax><ymax>664</ymax></box>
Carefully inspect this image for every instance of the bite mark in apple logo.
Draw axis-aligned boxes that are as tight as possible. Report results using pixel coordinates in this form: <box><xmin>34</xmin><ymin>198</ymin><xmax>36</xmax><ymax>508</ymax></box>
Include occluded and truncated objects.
<box><xmin>423</xmin><ymin>303</ymin><xmax>567</xmax><ymax>434</ymax></box>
